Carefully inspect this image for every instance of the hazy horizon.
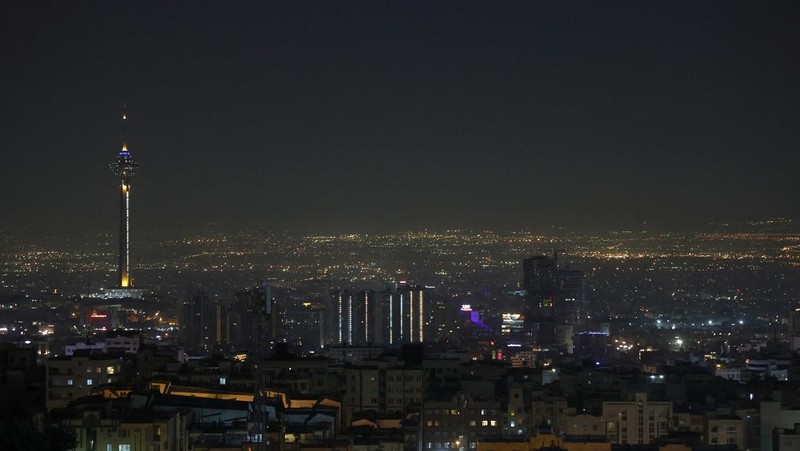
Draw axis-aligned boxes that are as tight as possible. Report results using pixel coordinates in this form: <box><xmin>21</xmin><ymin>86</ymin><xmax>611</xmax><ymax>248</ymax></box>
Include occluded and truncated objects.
<box><xmin>2</xmin><ymin>2</ymin><xmax>798</xmax><ymax>238</ymax></box>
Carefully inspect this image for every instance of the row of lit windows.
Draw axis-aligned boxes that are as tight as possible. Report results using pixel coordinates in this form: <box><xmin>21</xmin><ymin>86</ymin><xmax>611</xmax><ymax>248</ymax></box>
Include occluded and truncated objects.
<box><xmin>709</xmin><ymin>425</ymin><xmax>739</xmax><ymax>433</ymax></box>
<box><xmin>426</xmin><ymin>420</ymin><xmax>496</xmax><ymax>427</ymax></box>
<box><xmin>426</xmin><ymin>409</ymin><xmax>497</xmax><ymax>416</ymax></box>
<box><xmin>51</xmin><ymin>365</ymin><xmax>118</xmax><ymax>374</ymax></box>
<box><xmin>65</xmin><ymin>377</ymin><xmax>113</xmax><ymax>386</ymax></box>
<box><xmin>426</xmin><ymin>442</ymin><xmax>477</xmax><ymax>449</ymax></box>
<box><xmin>81</xmin><ymin>366</ymin><xmax>118</xmax><ymax>374</ymax></box>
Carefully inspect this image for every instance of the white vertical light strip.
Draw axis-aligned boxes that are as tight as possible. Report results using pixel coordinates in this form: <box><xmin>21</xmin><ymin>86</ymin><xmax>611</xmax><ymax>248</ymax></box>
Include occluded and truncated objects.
<box><xmin>120</xmin><ymin>183</ymin><xmax>131</xmax><ymax>288</ymax></box>
<box><xmin>389</xmin><ymin>294</ymin><xmax>394</xmax><ymax>345</ymax></box>
<box><xmin>338</xmin><ymin>293</ymin><xmax>343</xmax><ymax>343</ymax></box>
<box><xmin>364</xmin><ymin>291</ymin><xmax>369</xmax><ymax>343</ymax></box>
<box><xmin>409</xmin><ymin>290</ymin><xmax>415</xmax><ymax>343</ymax></box>
<box><xmin>419</xmin><ymin>289</ymin><xmax>424</xmax><ymax>343</ymax></box>
<box><xmin>399</xmin><ymin>294</ymin><xmax>404</xmax><ymax>343</ymax></box>
<box><xmin>347</xmin><ymin>294</ymin><xmax>353</xmax><ymax>344</ymax></box>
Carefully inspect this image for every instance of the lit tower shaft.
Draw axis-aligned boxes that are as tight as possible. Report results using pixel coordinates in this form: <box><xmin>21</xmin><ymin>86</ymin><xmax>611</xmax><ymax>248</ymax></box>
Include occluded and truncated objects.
<box><xmin>110</xmin><ymin>109</ymin><xmax>138</xmax><ymax>288</ymax></box>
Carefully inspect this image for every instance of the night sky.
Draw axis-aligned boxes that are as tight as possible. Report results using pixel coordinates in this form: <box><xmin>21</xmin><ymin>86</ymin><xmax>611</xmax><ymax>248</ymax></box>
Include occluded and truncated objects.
<box><xmin>1</xmin><ymin>1</ymin><xmax>798</xmax><ymax>237</ymax></box>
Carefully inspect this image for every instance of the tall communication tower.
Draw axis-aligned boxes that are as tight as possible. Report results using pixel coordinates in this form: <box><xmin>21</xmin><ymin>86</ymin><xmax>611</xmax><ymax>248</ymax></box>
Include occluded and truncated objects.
<box><xmin>109</xmin><ymin>107</ymin><xmax>138</xmax><ymax>288</ymax></box>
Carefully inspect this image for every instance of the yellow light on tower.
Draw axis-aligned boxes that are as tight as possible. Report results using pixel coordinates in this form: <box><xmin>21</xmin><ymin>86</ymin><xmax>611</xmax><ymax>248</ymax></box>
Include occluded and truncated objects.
<box><xmin>122</xmin><ymin>184</ymin><xmax>128</xmax><ymax>192</ymax></box>
<box><xmin>121</xmin><ymin>276</ymin><xmax>129</xmax><ymax>288</ymax></box>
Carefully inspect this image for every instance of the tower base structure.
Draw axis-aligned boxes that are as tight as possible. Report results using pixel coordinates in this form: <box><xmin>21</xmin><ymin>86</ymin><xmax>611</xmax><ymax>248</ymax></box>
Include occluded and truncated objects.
<box><xmin>98</xmin><ymin>287</ymin><xmax>145</xmax><ymax>300</ymax></box>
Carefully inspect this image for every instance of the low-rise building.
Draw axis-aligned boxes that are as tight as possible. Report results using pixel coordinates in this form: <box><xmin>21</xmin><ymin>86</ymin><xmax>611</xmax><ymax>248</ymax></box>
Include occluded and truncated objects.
<box><xmin>477</xmin><ymin>434</ymin><xmax>611</xmax><ymax>451</ymax></box>
<box><xmin>601</xmin><ymin>392</ymin><xmax>672</xmax><ymax>445</ymax></box>
<box><xmin>423</xmin><ymin>390</ymin><xmax>503</xmax><ymax>451</ymax></box>
<box><xmin>57</xmin><ymin>396</ymin><xmax>189</xmax><ymax>451</ymax></box>
<box><xmin>105</xmin><ymin>330</ymin><xmax>142</xmax><ymax>354</ymax></box>
<box><xmin>706</xmin><ymin>415</ymin><xmax>746</xmax><ymax>449</ymax></box>
<box><xmin>46</xmin><ymin>351</ymin><xmax>124</xmax><ymax>411</ymax></box>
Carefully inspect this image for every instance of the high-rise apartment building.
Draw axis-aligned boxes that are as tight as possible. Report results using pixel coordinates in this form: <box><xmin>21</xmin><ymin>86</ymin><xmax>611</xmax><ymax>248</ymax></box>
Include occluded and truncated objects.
<box><xmin>328</xmin><ymin>285</ymin><xmax>427</xmax><ymax>346</ymax></box>
<box><xmin>229</xmin><ymin>282</ymin><xmax>275</xmax><ymax>353</ymax></box>
<box><xmin>555</xmin><ymin>268</ymin><xmax>585</xmax><ymax>326</ymax></box>
<box><xmin>396</xmin><ymin>285</ymin><xmax>426</xmax><ymax>344</ymax></box>
<box><xmin>521</xmin><ymin>255</ymin><xmax>585</xmax><ymax>350</ymax></box>
<box><xmin>522</xmin><ymin>256</ymin><xmax>557</xmax><ymax>347</ymax></box>
<box><xmin>790</xmin><ymin>307</ymin><xmax>800</xmax><ymax>351</ymax></box>
<box><xmin>329</xmin><ymin>289</ymin><xmax>356</xmax><ymax>345</ymax></box>
<box><xmin>179</xmin><ymin>291</ymin><xmax>212</xmax><ymax>352</ymax></box>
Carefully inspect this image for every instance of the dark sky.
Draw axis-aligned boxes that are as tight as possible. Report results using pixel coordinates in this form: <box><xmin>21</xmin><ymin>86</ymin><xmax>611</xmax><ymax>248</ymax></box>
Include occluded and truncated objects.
<box><xmin>1</xmin><ymin>1</ymin><xmax>798</xmax><ymax>236</ymax></box>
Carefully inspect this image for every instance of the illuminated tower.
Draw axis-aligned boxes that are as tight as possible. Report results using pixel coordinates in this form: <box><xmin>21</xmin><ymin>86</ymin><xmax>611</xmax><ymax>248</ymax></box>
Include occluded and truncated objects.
<box><xmin>109</xmin><ymin>108</ymin><xmax>138</xmax><ymax>288</ymax></box>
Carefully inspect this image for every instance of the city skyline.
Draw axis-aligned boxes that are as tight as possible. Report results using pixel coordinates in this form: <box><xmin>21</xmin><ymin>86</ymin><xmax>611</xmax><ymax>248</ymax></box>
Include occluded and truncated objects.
<box><xmin>1</xmin><ymin>1</ymin><xmax>798</xmax><ymax>238</ymax></box>
<box><xmin>3</xmin><ymin>3</ymin><xmax>800</xmax><ymax>451</ymax></box>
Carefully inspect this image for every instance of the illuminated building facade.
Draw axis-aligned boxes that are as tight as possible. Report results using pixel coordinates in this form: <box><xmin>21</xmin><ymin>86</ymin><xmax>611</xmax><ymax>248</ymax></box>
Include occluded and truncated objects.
<box><xmin>396</xmin><ymin>285</ymin><xmax>426</xmax><ymax>344</ymax></box>
<box><xmin>329</xmin><ymin>290</ymin><xmax>355</xmax><ymax>345</ymax></box>
<box><xmin>501</xmin><ymin>313</ymin><xmax>525</xmax><ymax>335</ymax></box>
<box><xmin>328</xmin><ymin>289</ymin><xmax>378</xmax><ymax>345</ymax></box>
<box><xmin>328</xmin><ymin>285</ymin><xmax>427</xmax><ymax>346</ymax></box>
<box><xmin>375</xmin><ymin>290</ymin><xmax>395</xmax><ymax>345</ymax></box>
<box><xmin>109</xmin><ymin>108</ymin><xmax>138</xmax><ymax>288</ymax></box>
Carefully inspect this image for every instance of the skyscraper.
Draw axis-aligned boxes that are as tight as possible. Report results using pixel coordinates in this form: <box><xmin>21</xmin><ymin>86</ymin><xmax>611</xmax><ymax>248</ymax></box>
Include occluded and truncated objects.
<box><xmin>555</xmin><ymin>268</ymin><xmax>585</xmax><ymax>326</ymax></box>
<box><xmin>329</xmin><ymin>289</ymin><xmax>355</xmax><ymax>345</ymax></box>
<box><xmin>521</xmin><ymin>254</ymin><xmax>585</xmax><ymax>350</ymax></box>
<box><xmin>790</xmin><ymin>307</ymin><xmax>800</xmax><ymax>351</ymax></box>
<box><xmin>522</xmin><ymin>256</ymin><xmax>557</xmax><ymax>347</ymax></box>
<box><xmin>397</xmin><ymin>284</ymin><xmax>426</xmax><ymax>344</ymax></box>
<box><xmin>180</xmin><ymin>291</ymin><xmax>211</xmax><ymax>352</ymax></box>
<box><xmin>327</xmin><ymin>285</ymin><xmax>427</xmax><ymax>346</ymax></box>
<box><xmin>109</xmin><ymin>108</ymin><xmax>138</xmax><ymax>288</ymax></box>
<box><xmin>522</xmin><ymin>256</ymin><xmax>557</xmax><ymax>295</ymax></box>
